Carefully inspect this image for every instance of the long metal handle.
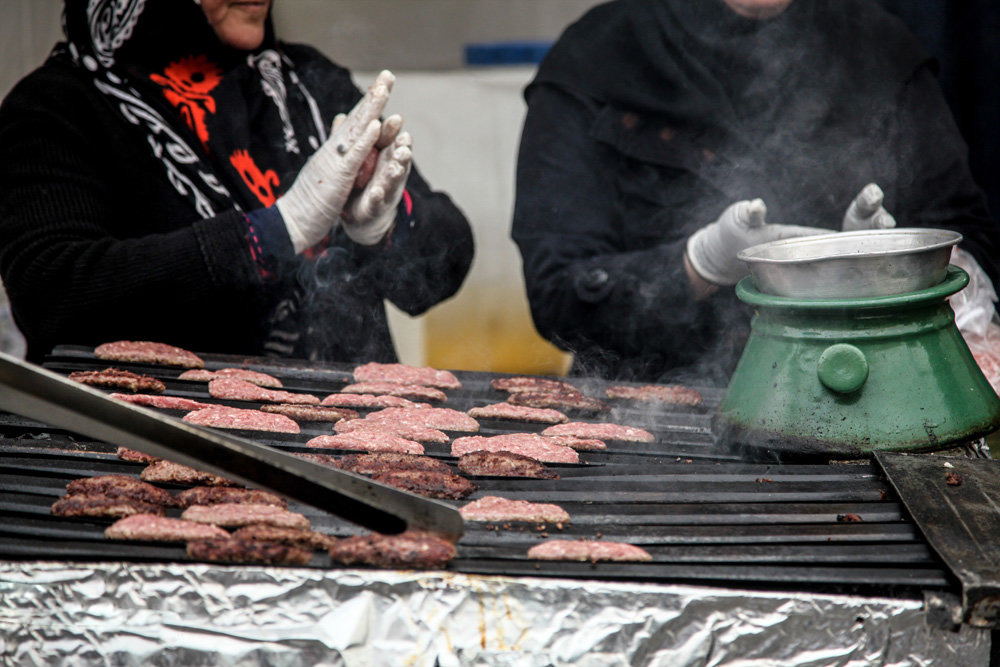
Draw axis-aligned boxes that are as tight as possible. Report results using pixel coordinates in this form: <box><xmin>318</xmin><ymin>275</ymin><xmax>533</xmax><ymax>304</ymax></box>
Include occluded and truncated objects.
<box><xmin>0</xmin><ymin>352</ymin><xmax>463</xmax><ymax>538</ymax></box>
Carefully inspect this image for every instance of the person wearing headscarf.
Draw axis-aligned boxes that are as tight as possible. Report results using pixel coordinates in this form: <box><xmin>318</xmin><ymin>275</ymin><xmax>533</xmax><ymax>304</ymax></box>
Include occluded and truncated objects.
<box><xmin>0</xmin><ymin>0</ymin><xmax>473</xmax><ymax>363</ymax></box>
<box><xmin>512</xmin><ymin>0</ymin><xmax>1000</xmax><ymax>384</ymax></box>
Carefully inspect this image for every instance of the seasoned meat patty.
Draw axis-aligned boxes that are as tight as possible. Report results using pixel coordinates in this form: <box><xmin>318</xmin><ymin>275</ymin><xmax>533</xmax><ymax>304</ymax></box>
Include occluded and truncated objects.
<box><xmin>460</xmin><ymin>496</ymin><xmax>570</xmax><ymax>524</ymax></box>
<box><xmin>105</xmin><ymin>514</ymin><xmax>229</xmax><ymax>541</ymax></box>
<box><xmin>451</xmin><ymin>434</ymin><xmax>579</xmax><ymax>464</ymax></box>
<box><xmin>334</xmin><ymin>420</ymin><xmax>447</xmax><ymax>445</ymax></box>
<box><xmin>174</xmin><ymin>486</ymin><xmax>287</xmax><ymax>509</ymax></box>
<box><xmin>353</xmin><ymin>362</ymin><xmax>461</xmax><ymax>389</ymax></box>
<box><xmin>69</xmin><ymin>367</ymin><xmax>165</xmax><ymax>393</ymax></box>
<box><xmin>541</xmin><ymin>422</ymin><xmax>654</xmax><ymax>443</ymax></box>
<box><xmin>208</xmin><ymin>378</ymin><xmax>319</xmax><ymax>405</ymax></box>
<box><xmin>321</xmin><ymin>393</ymin><xmax>429</xmax><ymax>409</ymax></box>
<box><xmin>66</xmin><ymin>474</ymin><xmax>176</xmax><ymax>507</ymax></box>
<box><xmin>306</xmin><ymin>432</ymin><xmax>425</xmax><ymax>455</ymax></box>
<box><xmin>605</xmin><ymin>384</ymin><xmax>703</xmax><ymax>407</ymax></box>
<box><xmin>260</xmin><ymin>404</ymin><xmax>360</xmax><ymax>422</ymax></box>
<box><xmin>527</xmin><ymin>539</ymin><xmax>652</xmax><ymax>562</ymax></box>
<box><xmin>337</xmin><ymin>452</ymin><xmax>452</xmax><ymax>476</ymax></box>
<box><xmin>370</xmin><ymin>469</ymin><xmax>476</xmax><ymax>500</ymax></box>
<box><xmin>328</xmin><ymin>530</ymin><xmax>457</xmax><ymax>569</ymax></box>
<box><xmin>187</xmin><ymin>538</ymin><xmax>313</xmax><ymax>566</ymax></box>
<box><xmin>467</xmin><ymin>403</ymin><xmax>568</xmax><ymax>424</ymax></box>
<box><xmin>179</xmin><ymin>368</ymin><xmax>282</xmax><ymax>387</ymax></box>
<box><xmin>507</xmin><ymin>391</ymin><xmax>608</xmax><ymax>414</ymax></box>
<box><xmin>231</xmin><ymin>524</ymin><xmax>333</xmax><ymax>550</ymax></box>
<box><xmin>181</xmin><ymin>503</ymin><xmax>310</xmax><ymax>530</ymax></box>
<box><xmin>340</xmin><ymin>382</ymin><xmax>447</xmax><ymax>402</ymax></box>
<box><xmin>51</xmin><ymin>493</ymin><xmax>165</xmax><ymax>518</ymax></box>
<box><xmin>140</xmin><ymin>460</ymin><xmax>240</xmax><ymax>487</ymax></box>
<box><xmin>183</xmin><ymin>405</ymin><xmax>300</xmax><ymax>433</ymax></box>
<box><xmin>456</xmin><ymin>450</ymin><xmax>559</xmax><ymax>479</ymax></box>
<box><xmin>95</xmin><ymin>340</ymin><xmax>204</xmax><ymax>368</ymax></box>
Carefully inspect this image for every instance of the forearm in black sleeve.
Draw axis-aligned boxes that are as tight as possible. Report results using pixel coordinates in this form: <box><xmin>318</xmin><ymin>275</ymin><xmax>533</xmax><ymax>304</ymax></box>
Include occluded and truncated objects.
<box><xmin>512</xmin><ymin>85</ymin><xmax>713</xmax><ymax>361</ymax></box>
<box><xmin>0</xmin><ymin>91</ymin><xmax>266</xmax><ymax>357</ymax></box>
<box><xmin>893</xmin><ymin>66</ymin><xmax>1000</xmax><ymax>287</ymax></box>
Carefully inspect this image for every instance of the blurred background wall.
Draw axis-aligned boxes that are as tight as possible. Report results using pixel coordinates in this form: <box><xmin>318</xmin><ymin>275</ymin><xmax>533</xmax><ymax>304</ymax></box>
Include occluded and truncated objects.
<box><xmin>1</xmin><ymin>1</ymin><xmax>996</xmax><ymax>374</ymax></box>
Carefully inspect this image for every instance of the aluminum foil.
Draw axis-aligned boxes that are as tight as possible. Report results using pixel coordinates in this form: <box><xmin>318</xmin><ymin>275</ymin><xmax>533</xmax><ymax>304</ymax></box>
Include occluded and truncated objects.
<box><xmin>0</xmin><ymin>562</ymin><xmax>988</xmax><ymax>666</ymax></box>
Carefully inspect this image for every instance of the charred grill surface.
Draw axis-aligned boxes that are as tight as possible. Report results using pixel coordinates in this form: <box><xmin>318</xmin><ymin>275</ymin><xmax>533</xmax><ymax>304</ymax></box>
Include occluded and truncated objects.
<box><xmin>0</xmin><ymin>346</ymin><xmax>955</xmax><ymax>596</ymax></box>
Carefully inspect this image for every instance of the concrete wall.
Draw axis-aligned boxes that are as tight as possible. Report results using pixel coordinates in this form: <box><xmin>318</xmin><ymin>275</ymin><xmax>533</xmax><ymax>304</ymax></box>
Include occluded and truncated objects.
<box><xmin>0</xmin><ymin>0</ymin><xmax>598</xmax><ymax>371</ymax></box>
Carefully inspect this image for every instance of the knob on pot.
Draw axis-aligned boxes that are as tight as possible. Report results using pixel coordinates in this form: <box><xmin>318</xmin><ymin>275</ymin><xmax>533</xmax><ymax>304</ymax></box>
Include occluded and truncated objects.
<box><xmin>817</xmin><ymin>343</ymin><xmax>869</xmax><ymax>394</ymax></box>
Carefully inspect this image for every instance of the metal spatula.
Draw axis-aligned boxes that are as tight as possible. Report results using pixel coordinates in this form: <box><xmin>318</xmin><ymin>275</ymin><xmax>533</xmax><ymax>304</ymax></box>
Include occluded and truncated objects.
<box><xmin>0</xmin><ymin>351</ymin><xmax>463</xmax><ymax>538</ymax></box>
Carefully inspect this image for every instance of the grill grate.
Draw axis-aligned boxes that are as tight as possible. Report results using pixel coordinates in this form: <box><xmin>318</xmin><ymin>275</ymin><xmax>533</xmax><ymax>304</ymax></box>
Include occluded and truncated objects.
<box><xmin>0</xmin><ymin>345</ymin><xmax>956</xmax><ymax>597</ymax></box>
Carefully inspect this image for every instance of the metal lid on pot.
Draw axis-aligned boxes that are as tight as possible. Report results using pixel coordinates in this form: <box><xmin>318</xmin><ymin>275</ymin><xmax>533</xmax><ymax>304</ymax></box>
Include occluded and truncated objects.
<box><xmin>736</xmin><ymin>228</ymin><xmax>962</xmax><ymax>299</ymax></box>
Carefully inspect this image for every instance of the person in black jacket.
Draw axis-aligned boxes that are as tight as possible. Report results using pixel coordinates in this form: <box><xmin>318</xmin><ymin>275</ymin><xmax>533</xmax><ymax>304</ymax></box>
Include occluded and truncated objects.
<box><xmin>0</xmin><ymin>0</ymin><xmax>473</xmax><ymax>363</ymax></box>
<box><xmin>513</xmin><ymin>0</ymin><xmax>1000</xmax><ymax>384</ymax></box>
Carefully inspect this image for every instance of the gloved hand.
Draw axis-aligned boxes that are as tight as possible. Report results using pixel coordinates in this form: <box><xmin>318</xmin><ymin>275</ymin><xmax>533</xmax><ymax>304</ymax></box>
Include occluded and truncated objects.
<box><xmin>686</xmin><ymin>198</ymin><xmax>831</xmax><ymax>286</ymax></box>
<box><xmin>841</xmin><ymin>183</ymin><xmax>896</xmax><ymax>231</ymax></box>
<box><xmin>341</xmin><ymin>120</ymin><xmax>413</xmax><ymax>246</ymax></box>
<box><xmin>275</xmin><ymin>70</ymin><xmax>394</xmax><ymax>253</ymax></box>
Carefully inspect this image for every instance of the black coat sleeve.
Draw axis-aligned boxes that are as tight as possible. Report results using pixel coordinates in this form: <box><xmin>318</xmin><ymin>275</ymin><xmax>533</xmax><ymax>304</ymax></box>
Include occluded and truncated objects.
<box><xmin>513</xmin><ymin>84</ymin><xmax>731</xmax><ymax>378</ymax></box>
<box><xmin>0</xmin><ymin>64</ymin><xmax>268</xmax><ymax>361</ymax></box>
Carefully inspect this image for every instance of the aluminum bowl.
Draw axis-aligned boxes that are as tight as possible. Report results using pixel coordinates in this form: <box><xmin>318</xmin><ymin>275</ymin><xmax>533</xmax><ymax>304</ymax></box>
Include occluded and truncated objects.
<box><xmin>736</xmin><ymin>228</ymin><xmax>962</xmax><ymax>298</ymax></box>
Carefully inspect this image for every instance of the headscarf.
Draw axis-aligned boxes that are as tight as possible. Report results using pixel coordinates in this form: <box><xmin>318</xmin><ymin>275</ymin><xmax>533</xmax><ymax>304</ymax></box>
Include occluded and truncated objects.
<box><xmin>59</xmin><ymin>0</ymin><xmax>328</xmax><ymax>220</ymax></box>
<box><xmin>529</xmin><ymin>0</ymin><xmax>931</xmax><ymax>227</ymax></box>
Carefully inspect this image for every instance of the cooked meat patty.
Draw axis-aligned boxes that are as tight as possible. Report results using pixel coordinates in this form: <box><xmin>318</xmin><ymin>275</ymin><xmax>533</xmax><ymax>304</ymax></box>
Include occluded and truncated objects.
<box><xmin>490</xmin><ymin>376</ymin><xmax>579</xmax><ymax>394</ymax></box>
<box><xmin>363</xmin><ymin>407</ymin><xmax>480</xmax><ymax>432</ymax></box>
<box><xmin>110</xmin><ymin>393</ymin><xmax>211</xmax><ymax>411</ymax></box>
<box><xmin>467</xmin><ymin>403</ymin><xmax>569</xmax><ymax>424</ymax></box>
<box><xmin>321</xmin><ymin>393</ymin><xmax>429</xmax><ymax>409</ymax></box>
<box><xmin>116</xmin><ymin>447</ymin><xmax>162</xmax><ymax>464</ymax></box>
<box><xmin>69</xmin><ymin>367</ymin><xmax>166</xmax><ymax>393</ymax></box>
<box><xmin>306</xmin><ymin>432</ymin><xmax>425</xmax><ymax>455</ymax></box>
<box><xmin>208</xmin><ymin>378</ymin><xmax>319</xmax><ymax>405</ymax></box>
<box><xmin>527</xmin><ymin>539</ymin><xmax>652</xmax><ymax>562</ymax></box>
<box><xmin>179</xmin><ymin>368</ymin><xmax>283</xmax><ymax>387</ymax></box>
<box><xmin>605</xmin><ymin>384</ymin><xmax>704</xmax><ymax>407</ymax></box>
<box><xmin>507</xmin><ymin>391</ymin><xmax>608</xmax><ymax>414</ymax></box>
<box><xmin>140</xmin><ymin>460</ymin><xmax>240</xmax><ymax>487</ymax></box>
<box><xmin>451</xmin><ymin>434</ymin><xmax>579</xmax><ymax>464</ymax></box>
<box><xmin>459</xmin><ymin>496</ymin><xmax>570</xmax><ymax>524</ymax></box>
<box><xmin>260</xmin><ymin>404</ymin><xmax>360</xmax><ymax>422</ymax></box>
<box><xmin>541</xmin><ymin>422</ymin><xmax>654</xmax><ymax>443</ymax></box>
<box><xmin>66</xmin><ymin>474</ymin><xmax>176</xmax><ymax>507</ymax></box>
<box><xmin>105</xmin><ymin>514</ymin><xmax>229</xmax><ymax>541</ymax></box>
<box><xmin>543</xmin><ymin>435</ymin><xmax>607</xmax><ymax>451</ymax></box>
<box><xmin>51</xmin><ymin>493</ymin><xmax>165</xmax><ymax>518</ymax></box>
<box><xmin>183</xmin><ymin>405</ymin><xmax>300</xmax><ymax>433</ymax></box>
<box><xmin>94</xmin><ymin>340</ymin><xmax>204</xmax><ymax>368</ymax></box>
<box><xmin>337</xmin><ymin>452</ymin><xmax>451</xmax><ymax>476</ymax></box>
<box><xmin>232</xmin><ymin>524</ymin><xmax>333</xmax><ymax>550</ymax></box>
<box><xmin>174</xmin><ymin>486</ymin><xmax>287</xmax><ymax>509</ymax></box>
<box><xmin>293</xmin><ymin>453</ymin><xmax>341</xmax><ymax>467</ymax></box>
<box><xmin>456</xmin><ymin>450</ymin><xmax>559</xmax><ymax>479</ymax></box>
<box><xmin>340</xmin><ymin>382</ymin><xmax>447</xmax><ymax>402</ymax></box>
<box><xmin>334</xmin><ymin>420</ymin><xmax>447</xmax><ymax>445</ymax></box>
<box><xmin>181</xmin><ymin>503</ymin><xmax>310</xmax><ymax>530</ymax></box>
<box><xmin>327</xmin><ymin>530</ymin><xmax>457</xmax><ymax>569</ymax></box>
<box><xmin>370</xmin><ymin>469</ymin><xmax>476</xmax><ymax>500</ymax></box>
<box><xmin>353</xmin><ymin>362</ymin><xmax>461</xmax><ymax>390</ymax></box>
<box><xmin>187</xmin><ymin>538</ymin><xmax>313</xmax><ymax>566</ymax></box>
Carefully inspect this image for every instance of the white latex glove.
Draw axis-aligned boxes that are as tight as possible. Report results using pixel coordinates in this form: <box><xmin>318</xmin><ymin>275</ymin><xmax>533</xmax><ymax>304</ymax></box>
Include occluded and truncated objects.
<box><xmin>841</xmin><ymin>183</ymin><xmax>897</xmax><ymax>231</ymax></box>
<box><xmin>686</xmin><ymin>198</ymin><xmax>832</xmax><ymax>286</ymax></box>
<box><xmin>276</xmin><ymin>70</ymin><xmax>394</xmax><ymax>253</ymax></box>
<box><xmin>340</xmin><ymin>121</ymin><xmax>413</xmax><ymax>246</ymax></box>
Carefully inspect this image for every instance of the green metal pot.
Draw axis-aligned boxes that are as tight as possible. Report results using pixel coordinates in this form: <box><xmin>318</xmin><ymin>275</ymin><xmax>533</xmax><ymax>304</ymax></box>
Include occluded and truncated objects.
<box><xmin>715</xmin><ymin>266</ymin><xmax>1000</xmax><ymax>460</ymax></box>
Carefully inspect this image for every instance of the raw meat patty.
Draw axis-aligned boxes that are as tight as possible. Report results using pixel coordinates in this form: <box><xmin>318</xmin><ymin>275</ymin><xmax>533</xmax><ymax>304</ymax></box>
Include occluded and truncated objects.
<box><xmin>181</xmin><ymin>503</ymin><xmax>310</xmax><ymax>530</ymax></box>
<box><xmin>105</xmin><ymin>514</ymin><xmax>229</xmax><ymax>541</ymax></box>
<box><xmin>95</xmin><ymin>340</ymin><xmax>204</xmax><ymax>368</ymax></box>
<box><xmin>208</xmin><ymin>378</ymin><xmax>319</xmax><ymax>405</ymax></box>
<box><xmin>69</xmin><ymin>368</ymin><xmax>165</xmax><ymax>393</ymax></box>
<box><xmin>451</xmin><ymin>434</ymin><xmax>579</xmax><ymax>464</ymax></box>
<box><xmin>541</xmin><ymin>422</ymin><xmax>654</xmax><ymax>443</ymax></box>
<box><xmin>460</xmin><ymin>496</ymin><xmax>570</xmax><ymax>523</ymax></box>
<box><xmin>527</xmin><ymin>539</ymin><xmax>652</xmax><ymax>562</ymax></box>
<box><xmin>183</xmin><ymin>405</ymin><xmax>300</xmax><ymax>433</ymax></box>
<box><xmin>306</xmin><ymin>432</ymin><xmax>425</xmax><ymax>455</ymax></box>
<box><xmin>467</xmin><ymin>403</ymin><xmax>568</xmax><ymax>424</ymax></box>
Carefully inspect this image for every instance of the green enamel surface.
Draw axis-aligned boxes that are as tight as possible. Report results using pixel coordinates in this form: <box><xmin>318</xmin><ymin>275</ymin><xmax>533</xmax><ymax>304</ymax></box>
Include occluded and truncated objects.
<box><xmin>718</xmin><ymin>265</ymin><xmax>1000</xmax><ymax>456</ymax></box>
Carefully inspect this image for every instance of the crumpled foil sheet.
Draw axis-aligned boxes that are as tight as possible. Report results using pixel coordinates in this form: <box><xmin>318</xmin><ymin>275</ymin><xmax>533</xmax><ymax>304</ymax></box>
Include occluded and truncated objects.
<box><xmin>0</xmin><ymin>562</ymin><xmax>988</xmax><ymax>666</ymax></box>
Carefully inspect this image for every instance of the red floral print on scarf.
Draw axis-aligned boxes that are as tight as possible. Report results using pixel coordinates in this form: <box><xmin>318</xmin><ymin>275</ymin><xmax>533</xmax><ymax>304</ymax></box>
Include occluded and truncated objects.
<box><xmin>230</xmin><ymin>149</ymin><xmax>280</xmax><ymax>207</ymax></box>
<box><xmin>150</xmin><ymin>55</ymin><xmax>222</xmax><ymax>152</ymax></box>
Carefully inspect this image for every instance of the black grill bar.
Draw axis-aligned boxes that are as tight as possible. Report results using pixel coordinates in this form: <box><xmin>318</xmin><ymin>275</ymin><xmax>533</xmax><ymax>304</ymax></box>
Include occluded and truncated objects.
<box><xmin>0</xmin><ymin>345</ymin><xmax>957</xmax><ymax>595</ymax></box>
